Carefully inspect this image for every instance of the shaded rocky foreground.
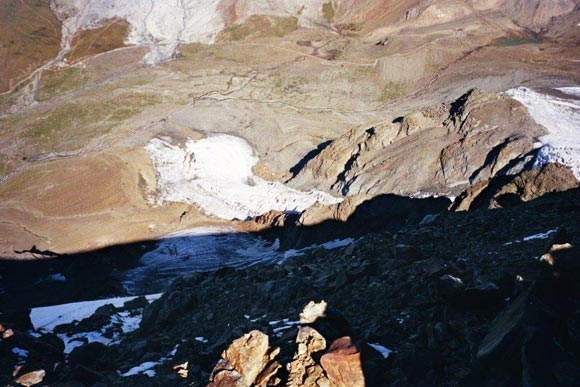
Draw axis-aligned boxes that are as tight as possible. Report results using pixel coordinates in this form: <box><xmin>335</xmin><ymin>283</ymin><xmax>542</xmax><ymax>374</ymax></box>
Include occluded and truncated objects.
<box><xmin>0</xmin><ymin>186</ymin><xmax>579</xmax><ymax>386</ymax></box>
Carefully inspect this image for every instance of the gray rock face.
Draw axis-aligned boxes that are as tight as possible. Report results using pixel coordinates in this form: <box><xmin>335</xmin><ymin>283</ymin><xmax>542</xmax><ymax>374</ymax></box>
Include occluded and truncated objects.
<box><xmin>289</xmin><ymin>89</ymin><xmax>546</xmax><ymax>198</ymax></box>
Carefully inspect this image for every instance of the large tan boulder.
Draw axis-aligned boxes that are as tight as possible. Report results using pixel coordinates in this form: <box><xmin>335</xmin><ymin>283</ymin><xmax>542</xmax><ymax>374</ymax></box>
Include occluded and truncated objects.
<box><xmin>209</xmin><ymin>330</ymin><xmax>281</xmax><ymax>387</ymax></box>
<box><xmin>320</xmin><ymin>337</ymin><xmax>365</xmax><ymax>387</ymax></box>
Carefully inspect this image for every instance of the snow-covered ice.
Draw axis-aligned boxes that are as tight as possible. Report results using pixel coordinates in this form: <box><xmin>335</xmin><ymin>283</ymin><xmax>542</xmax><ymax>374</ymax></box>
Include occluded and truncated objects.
<box><xmin>558</xmin><ymin>87</ymin><xmax>580</xmax><ymax>98</ymax></box>
<box><xmin>30</xmin><ymin>294</ymin><xmax>161</xmax><ymax>332</ymax></box>
<box><xmin>145</xmin><ymin>134</ymin><xmax>342</xmax><ymax>220</ymax></box>
<box><xmin>123</xmin><ymin>226</ymin><xmax>283</xmax><ymax>293</ymax></box>
<box><xmin>505</xmin><ymin>87</ymin><xmax>580</xmax><ymax>178</ymax></box>
<box><xmin>123</xmin><ymin>225</ymin><xmax>354</xmax><ymax>294</ymax></box>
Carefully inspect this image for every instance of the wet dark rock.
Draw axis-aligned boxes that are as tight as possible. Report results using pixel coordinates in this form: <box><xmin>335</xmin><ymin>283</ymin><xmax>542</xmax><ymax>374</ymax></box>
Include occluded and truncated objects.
<box><xmin>140</xmin><ymin>277</ymin><xmax>199</xmax><ymax>332</ymax></box>
<box><xmin>69</xmin><ymin>342</ymin><xmax>113</xmax><ymax>370</ymax></box>
<box><xmin>470</xmin><ymin>245</ymin><xmax>580</xmax><ymax>386</ymax></box>
<box><xmin>392</xmin><ymin>244</ymin><xmax>422</xmax><ymax>261</ymax></box>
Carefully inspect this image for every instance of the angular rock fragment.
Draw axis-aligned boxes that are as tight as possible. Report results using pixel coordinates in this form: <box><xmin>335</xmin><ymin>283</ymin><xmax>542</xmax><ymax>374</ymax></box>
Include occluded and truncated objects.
<box><xmin>15</xmin><ymin>370</ymin><xmax>45</xmax><ymax>387</ymax></box>
<box><xmin>320</xmin><ymin>337</ymin><xmax>365</xmax><ymax>387</ymax></box>
<box><xmin>286</xmin><ymin>326</ymin><xmax>330</xmax><ymax>387</ymax></box>
<box><xmin>300</xmin><ymin>300</ymin><xmax>328</xmax><ymax>324</ymax></box>
<box><xmin>208</xmin><ymin>330</ymin><xmax>280</xmax><ymax>387</ymax></box>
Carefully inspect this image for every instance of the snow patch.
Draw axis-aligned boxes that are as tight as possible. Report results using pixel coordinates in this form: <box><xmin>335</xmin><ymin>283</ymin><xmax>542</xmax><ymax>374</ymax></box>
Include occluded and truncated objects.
<box><xmin>58</xmin><ymin>331</ymin><xmax>113</xmax><ymax>354</ymax></box>
<box><xmin>504</xmin><ymin>229</ymin><xmax>558</xmax><ymax>246</ymax></box>
<box><xmin>120</xmin><ymin>344</ymin><xmax>180</xmax><ymax>377</ymax></box>
<box><xmin>47</xmin><ymin>273</ymin><xmax>66</xmax><ymax>282</ymax></box>
<box><xmin>558</xmin><ymin>87</ymin><xmax>580</xmax><ymax>98</ymax></box>
<box><xmin>30</xmin><ymin>294</ymin><xmax>162</xmax><ymax>332</ymax></box>
<box><xmin>145</xmin><ymin>134</ymin><xmax>342</xmax><ymax>220</ymax></box>
<box><xmin>368</xmin><ymin>343</ymin><xmax>392</xmax><ymax>359</ymax></box>
<box><xmin>12</xmin><ymin>347</ymin><xmax>29</xmax><ymax>360</ymax></box>
<box><xmin>121</xmin><ymin>361</ymin><xmax>159</xmax><ymax>377</ymax></box>
<box><xmin>505</xmin><ymin>87</ymin><xmax>580</xmax><ymax>178</ymax></box>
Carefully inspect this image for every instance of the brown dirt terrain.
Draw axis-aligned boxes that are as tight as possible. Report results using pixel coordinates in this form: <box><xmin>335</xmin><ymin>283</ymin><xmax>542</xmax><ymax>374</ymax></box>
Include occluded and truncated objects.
<box><xmin>66</xmin><ymin>19</ymin><xmax>129</xmax><ymax>63</ymax></box>
<box><xmin>0</xmin><ymin>0</ymin><xmax>61</xmax><ymax>94</ymax></box>
<box><xmin>0</xmin><ymin>147</ymin><xmax>220</xmax><ymax>257</ymax></box>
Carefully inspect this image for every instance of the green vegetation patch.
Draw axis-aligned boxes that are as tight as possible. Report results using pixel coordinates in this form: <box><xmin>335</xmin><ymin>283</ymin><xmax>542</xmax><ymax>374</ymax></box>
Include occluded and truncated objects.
<box><xmin>218</xmin><ymin>15</ymin><xmax>298</xmax><ymax>42</ymax></box>
<box><xmin>24</xmin><ymin>92</ymin><xmax>163</xmax><ymax>144</ymax></box>
<box><xmin>495</xmin><ymin>38</ymin><xmax>541</xmax><ymax>46</ymax></box>
<box><xmin>36</xmin><ymin>67</ymin><xmax>86</xmax><ymax>102</ymax></box>
<box><xmin>379</xmin><ymin>81</ymin><xmax>406</xmax><ymax>104</ymax></box>
<box><xmin>322</xmin><ymin>2</ymin><xmax>335</xmax><ymax>23</ymax></box>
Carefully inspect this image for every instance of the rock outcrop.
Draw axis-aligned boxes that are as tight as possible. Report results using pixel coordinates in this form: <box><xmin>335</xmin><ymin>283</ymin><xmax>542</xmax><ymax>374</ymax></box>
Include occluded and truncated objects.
<box><xmin>210</xmin><ymin>302</ymin><xmax>365</xmax><ymax>387</ymax></box>
<box><xmin>452</xmin><ymin>163</ymin><xmax>580</xmax><ymax>211</ymax></box>
<box><xmin>289</xmin><ymin>89</ymin><xmax>545</xmax><ymax>198</ymax></box>
<box><xmin>208</xmin><ymin>330</ymin><xmax>281</xmax><ymax>387</ymax></box>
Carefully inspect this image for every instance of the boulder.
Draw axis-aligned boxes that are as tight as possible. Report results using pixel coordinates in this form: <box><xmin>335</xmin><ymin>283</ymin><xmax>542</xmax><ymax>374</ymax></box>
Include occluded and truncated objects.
<box><xmin>208</xmin><ymin>330</ymin><xmax>280</xmax><ymax>387</ymax></box>
<box><xmin>15</xmin><ymin>369</ymin><xmax>45</xmax><ymax>386</ymax></box>
<box><xmin>286</xmin><ymin>327</ymin><xmax>331</xmax><ymax>387</ymax></box>
<box><xmin>320</xmin><ymin>337</ymin><xmax>365</xmax><ymax>387</ymax></box>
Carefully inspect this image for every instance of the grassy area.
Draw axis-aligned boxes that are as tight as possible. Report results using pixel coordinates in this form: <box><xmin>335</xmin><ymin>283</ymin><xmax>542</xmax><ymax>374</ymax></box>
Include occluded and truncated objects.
<box><xmin>322</xmin><ymin>2</ymin><xmax>335</xmax><ymax>23</ymax></box>
<box><xmin>0</xmin><ymin>91</ymin><xmax>166</xmax><ymax>175</ymax></box>
<box><xmin>495</xmin><ymin>38</ymin><xmax>541</xmax><ymax>46</ymax></box>
<box><xmin>270</xmin><ymin>73</ymin><xmax>309</xmax><ymax>94</ymax></box>
<box><xmin>23</xmin><ymin>92</ymin><xmax>164</xmax><ymax>145</ymax></box>
<box><xmin>217</xmin><ymin>15</ymin><xmax>298</xmax><ymax>42</ymax></box>
<box><xmin>378</xmin><ymin>81</ymin><xmax>406</xmax><ymax>104</ymax></box>
<box><xmin>36</xmin><ymin>68</ymin><xmax>86</xmax><ymax>102</ymax></box>
<box><xmin>0</xmin><ymin>154</ymin><xmax>19</xmax><ymax>180</ymax></box>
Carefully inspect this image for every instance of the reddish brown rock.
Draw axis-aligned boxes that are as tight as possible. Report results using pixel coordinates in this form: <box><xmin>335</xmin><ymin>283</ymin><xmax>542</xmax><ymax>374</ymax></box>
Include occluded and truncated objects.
<box><xmin>253</xmin><ymin>210</ymin><xmax>289</xmax><ymax>228</ymax></box>
<box><xmin>209</xmin><ymin>330</ymin><xmax>280</xmax><ymax>387</ymax></box>
<box><xmin>287</xmin><ymin>327</ymin><xmax>332</xmax><ymax>387</ymax></box>
<box><xmin>320</xmin><ymin>337</ymin><xmax>365</xmax><ymax>387</ymax></box>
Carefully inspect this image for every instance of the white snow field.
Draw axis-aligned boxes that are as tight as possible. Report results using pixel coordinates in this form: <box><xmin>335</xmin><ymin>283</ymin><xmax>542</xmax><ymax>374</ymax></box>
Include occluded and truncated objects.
<box><xmin>145</xmin><ymin>134</ymin><xmax>342</xmax><ymax>220</ymax></box>
<box><xmin>506</xmin><ymin>87</ymin><xmax>580</xmax><ymax>179</ymax></box>
<box><xmin>51</xmin><ymin>0</ymin><xmax>330</xmax><ymax>64</ymax></box>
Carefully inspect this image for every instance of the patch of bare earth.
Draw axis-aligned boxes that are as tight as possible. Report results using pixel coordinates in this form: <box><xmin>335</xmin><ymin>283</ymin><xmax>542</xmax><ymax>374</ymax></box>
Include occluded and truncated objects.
<box><xmin>0</xmin><ymin>147</ymin><xmax>220</xmax><ymax>258</ymax></box>
<box><xmin>0</xmin><ymin>0</ymin><xmax>61</xmax><ymax>93</ymax></box>
<box><xmin>67</xmin><ymin>19</ymin><xmax>130</xmax><ymax>63</ymax></box>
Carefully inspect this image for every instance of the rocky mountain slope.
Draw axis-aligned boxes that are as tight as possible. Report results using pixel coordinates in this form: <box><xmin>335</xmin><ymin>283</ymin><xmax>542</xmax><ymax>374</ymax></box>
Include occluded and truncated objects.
<box><xmin>0</xmin><ymin>1</ymin><xmax>580</xmax><ymax>385</ymax></box>
<box><xmin>1</xmin><ymin>187</ymin><xmax>579</xmax><ymax>386</ymax></box>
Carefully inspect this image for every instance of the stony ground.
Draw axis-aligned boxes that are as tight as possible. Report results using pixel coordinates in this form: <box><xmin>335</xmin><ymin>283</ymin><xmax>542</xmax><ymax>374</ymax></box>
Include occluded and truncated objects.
<box><xmin>1</xmin><ymin>187</ymin><xmax>578</xmax><ymax>386</ymax></box>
